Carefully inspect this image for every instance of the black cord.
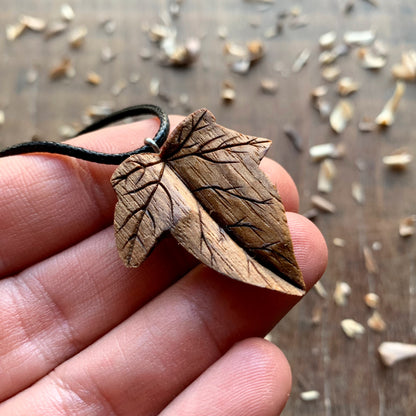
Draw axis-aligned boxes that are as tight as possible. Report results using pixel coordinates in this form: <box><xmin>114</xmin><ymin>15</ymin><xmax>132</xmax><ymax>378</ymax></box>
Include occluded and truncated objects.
<box><xmin>0</xmin><ymin>104</ymin><xmax>170</xmax><ymax>165</ymax></box>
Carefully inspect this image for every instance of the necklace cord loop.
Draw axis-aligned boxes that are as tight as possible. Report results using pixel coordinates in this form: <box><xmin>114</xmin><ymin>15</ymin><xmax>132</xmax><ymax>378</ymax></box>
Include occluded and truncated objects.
<box><xmin>0</xmin><ymin>104</ymin><xmax>170</xmax><ymax>165</ymax></box>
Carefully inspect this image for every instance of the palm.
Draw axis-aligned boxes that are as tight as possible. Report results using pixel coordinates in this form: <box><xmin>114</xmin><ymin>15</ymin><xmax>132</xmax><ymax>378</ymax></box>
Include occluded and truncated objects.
<box><xmin>0</xmin><ymin>117</ymin><xmax>326</xmax><ymax>415</ymax></box>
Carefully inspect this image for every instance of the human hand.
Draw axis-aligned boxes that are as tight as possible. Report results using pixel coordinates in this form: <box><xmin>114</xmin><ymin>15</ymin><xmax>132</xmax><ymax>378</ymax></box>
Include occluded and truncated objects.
<box><xmin>0</xmin><ymin>116</ymin><xmax>327</xmax><ymax>415</ymax></box>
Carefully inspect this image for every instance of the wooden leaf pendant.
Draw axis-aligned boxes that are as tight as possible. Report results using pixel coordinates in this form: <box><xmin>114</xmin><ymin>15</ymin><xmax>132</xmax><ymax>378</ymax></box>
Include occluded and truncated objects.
<box><xmin>111</xmin><ymin>109</ymin><xmax>305</xmax><ymax>295</ymax></box>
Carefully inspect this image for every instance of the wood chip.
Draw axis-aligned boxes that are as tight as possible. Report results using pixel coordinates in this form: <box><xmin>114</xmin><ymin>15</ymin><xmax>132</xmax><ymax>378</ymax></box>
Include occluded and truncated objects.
<box><xmin>378</xmin><ymin>342</ymin><xmax>416</xmax><ymax>367</ymax></box>
<box><xmin>283</xmin><ymin>124</ymin><xmax>303</xmax><ymax>152</ymax></box>
<box><xmin>292</xmin><ymin>48</ymin><xmax>310</xmax><ymax>73</ymax></box>
<box><xmin>333</xmin><ymin>237</ymin><xmax>346</xmax><ymax>247</ymax></box>
<box><xmin>314</xmin><ymin>281</ymin><xmax>328</xmax><ymax>298</ymax></box>
<box><xmin>319</xmin><ymin>51</ymin><xmax>338</xmax><ymax>65</ymax></box>
<box><xmin>375</xmin><ymin>81</ymin><xmax>405</xmax><ymax>127</ymax></box>
<box><xmin>19</xmin><ymin>15</ymin><xmax>46</xmax><ymax>32</ymax></box>
<box><xmin>341</xmin><ymin>319</ymin><xmax>365</xmax><ymax>338</ymax></box>
<box><xmin>344</xmin><ymin>30</ymin><xmax>375</xmax><ymax>47</ymax></box>
<box><xmin>300</xmin><ymin>391</ymin><xmax>320</xmax><ymax>401</ymax></box>
<box><xmin>322</xmin><ymin>65</ymin><xmax>341</xmax><ymax>82</ymax></box>
<box><xmin>391</xmin><ymin>50</ymin><xmax>416</xmax><ymax>81</ymax></box>
<box><xmin>6</xmin><ymin>22</ymin><xmax>26</xmax><ymax>41</ymax></box>
<box><xmin>367</xmin><ymin>311</ymin><xmax>386</xmax><ymax>332</ymax></box>
<box><xmin>382</xmin><ymin>150</ymin><xmax>413</xmax><ymax>170</ymax></box>
<box><xmin>352</xmin><ymin>182</ymin><xmax>365</xmax><ymax>204</ymax></box>
<box><xmin>338</xmin><ymin>77</ymin><xmax>360</xmax><ymax>96</ymax></box>
<box><xmin>333</xmin><ymin>281</ymin><xmax>351</xmax><ymax>306</ymax></box>
<box><xmin>330</xmin><ymin>100</ymin><xmax>353</xmax><ymax>133</ymax></box>
<box><xmin>363</xmin><ymin>245</ymin><xmax>378</xmax><ymax>274</ymax></box>
<box><xmin>364</xmin><ymin>293</ymin><xmax>380</xmax><ymax>309</ymax></box>
<box><xmin>311</xmin><ymin>195</ymin><xmax>336</xmax><ymax>213</ymax></box>
<box><xmin>86</xmin><ymin>71</ymin><xmax>102</xmax><ymax>85</ymax></box>
<box><xmin>260</xmin><ymin>78</ymin><xmax>278</xmax><ymax>94</ymax></box>
<box><xmin>358</xmin><ymin>48</ymin><xmax>387</xmax><ymax>69</ymax></box>
<box><xmin>318</xmin><ymin>159</ymin><xmax>337</xmax><ymax>193</ymax></box>
<box><xmin>399</xmin><ymin>215</ymin><xmax>416</xmax><ymax>237</ymax></box>
<box><xmin>68</xmin><ymin>26</ymin><xmax>88</xmax><ymax>48</ymax></box>
<box><xmin>0</xmin><ymin>110</ymin><xmax>5</xmax><ymax>126</ymax></box>
<box><xmin>149</xmin><ymin>78</ymin><xmax>160</xmax><ymax>97</ymax></box>
<box><xmin>61</xmin><ymin>3</ymin><xmax>75</xmax><ymax>21</ymax></box>
<box><xmin>86</xmin><ymin>102</ymin><xmax>115</xmax><ymax>119</ymax></box>
<box><xmin>49</xmin><ymin>58</ymin><xmax>72</xmax><ymax>80</ymax></box>
<box><xmin>319</xmin><ymin>31</ymin><xmax>337</xmax><ymax>50</ymax></box>
<box><xmin>314</xmin><ymin>98</ymin><xmax>332</xmax><ymax>119</ymax></box>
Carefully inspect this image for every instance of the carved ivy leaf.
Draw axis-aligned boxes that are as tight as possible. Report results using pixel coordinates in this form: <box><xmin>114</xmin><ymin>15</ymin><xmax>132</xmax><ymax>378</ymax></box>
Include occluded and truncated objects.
<box><xmin>111</xmin><ymin>109</ymin><xmax>305</xmax><ymax>295</ymax></box>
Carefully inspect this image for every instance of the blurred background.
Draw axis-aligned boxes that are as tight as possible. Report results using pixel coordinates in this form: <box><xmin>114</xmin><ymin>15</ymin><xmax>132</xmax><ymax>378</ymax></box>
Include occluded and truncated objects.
<box><xmin>1</xmin><ymin>0</ymin><xmax>415</xmax><ymax>414</ymax></box>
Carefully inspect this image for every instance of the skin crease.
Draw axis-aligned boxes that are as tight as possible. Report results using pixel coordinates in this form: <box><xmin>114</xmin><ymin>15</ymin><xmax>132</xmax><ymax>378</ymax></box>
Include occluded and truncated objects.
<box><xmin>0</xmin><ymin>116</ymin><xmax>327</xmax><ymax>415</ymax></box>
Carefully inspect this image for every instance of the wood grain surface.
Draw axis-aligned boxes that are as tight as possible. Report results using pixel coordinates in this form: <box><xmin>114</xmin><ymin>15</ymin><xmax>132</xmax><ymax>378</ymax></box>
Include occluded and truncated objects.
<box><xmin>1</xmin><ymin>0</ymin><xmax>415</xmax><ymax>414</ymax></box>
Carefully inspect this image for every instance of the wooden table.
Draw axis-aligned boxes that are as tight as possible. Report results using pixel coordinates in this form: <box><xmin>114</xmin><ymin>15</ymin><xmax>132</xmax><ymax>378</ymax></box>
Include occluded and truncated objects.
<box><xmin>1</xmin><ymin>0</ymin><xmax>415</xmax><ymax>414</ymax></box>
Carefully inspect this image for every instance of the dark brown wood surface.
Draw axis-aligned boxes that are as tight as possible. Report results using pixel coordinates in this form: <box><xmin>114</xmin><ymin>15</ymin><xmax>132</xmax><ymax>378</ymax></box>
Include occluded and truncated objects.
<box><xmin>1</xmin><ymin>1</ymin><xmax>415</xmax><ymax>414</ymax></box>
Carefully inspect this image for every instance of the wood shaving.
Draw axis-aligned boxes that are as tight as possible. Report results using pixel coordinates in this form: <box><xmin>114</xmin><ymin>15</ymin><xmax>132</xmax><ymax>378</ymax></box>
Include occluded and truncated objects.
<box><xmin>6</xmin><ymin>22</ymin><xmax>26</xmax><ymax>41</ymax></box>
<box><xmin>399</xmin><ymin>215</ymin><xmax>416</xmax><ymax>237</ymax></box>
<box><xmin>217</xmin><ymin>25</ymin><xmax>228</xmax><ymax>39</ymax></box>
<box><xmin>300</xmin><ymin>391</ymin><xmax>320</xmax><ymax>401</ymax></box>
<box><xmin>333</xmin><ymin>281</ymin><xmax>351</xmax><ymax>306</ymax></box>
<box><xmin>330</xmin><ymin>100</ymin><xmax>353</xmax><ymax>133</ymax></box>
<box><xmin>367</xmin><ymin>310</ymin><xmax>386</xmax><ymax>332</ymax></box>
<box><xmin>311</xmin><ymin>195</ymin><xmax>336</xmax><ymax>213</ymax></box>
<box><xmin>0</xmin><ymin>110</ymin><xmax>5</xmax><ymax>126</ymax></box>
<box><xmin>19</xmin><ymin>15</ymin><xmax>46</xmax><ymax>32</ymax></box>
<box><xmin>382</xmin><ymin>150</ymin><xmax>413</xmax><ymax>170</ymax></box>
<box><xmin>364</xmin><ymin>293</ymin><xmax>380</xmax><ymax>309</ymax></box>
<box><xmin>45</xmin><ymin>21</ymin><xmax>68</xmax><ymax>38</ymax></box>
<box><xmin>86</xmin><ymin>103</ymin><xmax>115</xmax><ymax>119</ymax></box>
<box><xmin>61</xmin><ymin>4</ymin><xmax>75</xmax><ymax>22</ymax></box>
<box><xmin>322</xmin><ymin>65</ymin><xmax>341</xmax><ymax>82</ymax></box>
<box><xmin>333</xmin><ymin>237</ymin><xmax>346</xmax><ymax>247</ymax></box>
<box><xmin>375</xmin><ymin>81</ymin><xmax>405</xmax><ymax>127</ymax></box>
<box><xmin>129</xmin><ymin>72</ymin><xmax>141</xmax><ymax>84</ymax></box>
<box><xmin>26</xmin><ymin>67</ymin><xmax>39</xmax><ymax>84</ymax></box>
<box><xmin>221</xmin><ymin>81</ymin><xmax>236</xmax><ymax>103</ymax></box>
<box><xmin>363</xmin><ymin>245</ymin><xmax>378</xmax><ymax>274</ymax></box>
<box><xmin>314</xmin><ymin>281</ymin><xmax>328</xmax><ymax>298</ymax></box>
<box><xmin>314</xmin><ymin>98</ymin><xmax>332</xmax><ymax>119</ymax></box>
<box><xmin>309</xmin><ymin>143</ymin><xmax>336</xmax><ymax>162</ymax></box>
<box><xmin>358</xmin><ymin>48</ymin><xmax>387</xmax><ymax>69</ymax></box>
<box><xmin>303</xmin><ymin>208</ymin><xmax>319</xmax><ymax>221</ymax></box>
<box><xmin>318</xmin><ymin>159</ymin><xmax>337</xmax><ymax>193</ymax></box>
<box><xmin>319</xmin><ymin>51</ymin><xmax>338</xmax><ymax>65</ymax></box>
<box><xmin>391</xmin><ymin>50</ymin><xmax>416</xmax><ymax>81</ymax></box>
<box><xmin>283</xmin><ymin>124</ymin><xmax>303</xmax><ymax>152</ymax></box>
<box><xmin>341</xmin><ymin>319</ymin><xmax>365</xmax><ymax>338</ymax></box>
<box><xmin>352</xmin><ymin>182</ymin><xmax>365</xmax><ymax>205</ymax></box>
<box><xmin>68</xmin><ymin>26</ymin><xmax>88</xmax><ymax>48</ymax></box>
<box><xmin>378</xmin><ymin>342</ymin><xmax>416</xmax><ymax>367</ymax></box>
<box><xmin>260</xmin><ymin>78</ymin><xmax>278</xmax><ymax>94</ymax></box>
<box><xmin>292</xmin><ymin>48</ymin><xmax>310</xmax><ymax>73</ymax></box>
<box><xmin>86</xmin><ymin>71</ymin><xmax>102</xmax><ymax>85</ymax></box>
<box><xmin>49</xmin><ymin>58</ymin><xmax>72</xmax><ymax>80</ymax></box>
<box><xmin>111</xmin><ymin>79</ymin><xmax>127</xmax><ymax>96</ymax></box>
<box><xmin>311</xmin><ymin>85</ymin><xmax>328</xmax><ymax>99</ymax></box>
<box><xmin>149</xmin><ymin>78</ymin><xmax>160</xmax><ymax>97</ymax></box>
<box><xmin>101</xmin><ymin>46</ymin><xmax>117</xmax><ymax>63</ymax></box>
<box><xmin>319</xmin><ymin>31</ymin><xmax>337</xmax><ymax>50</ymax></box>
<box><xmin>103</xmin><ymin>19</ymin><xmax>117</xmax><ymax>35</ymax></box>
<box><xmin>344</xmin><ymin>30</ymin><xmax>375</xmax><ymax>47</ymax></box>
<box><xmin>338</xmin><ymin>77</ymin><xmax>360</xmax><ymax>96</ymax></box>
<box><xmin>358</xmin><ymin>118</ymin><xmax>376</xmax><ymax>132</ymax></box>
